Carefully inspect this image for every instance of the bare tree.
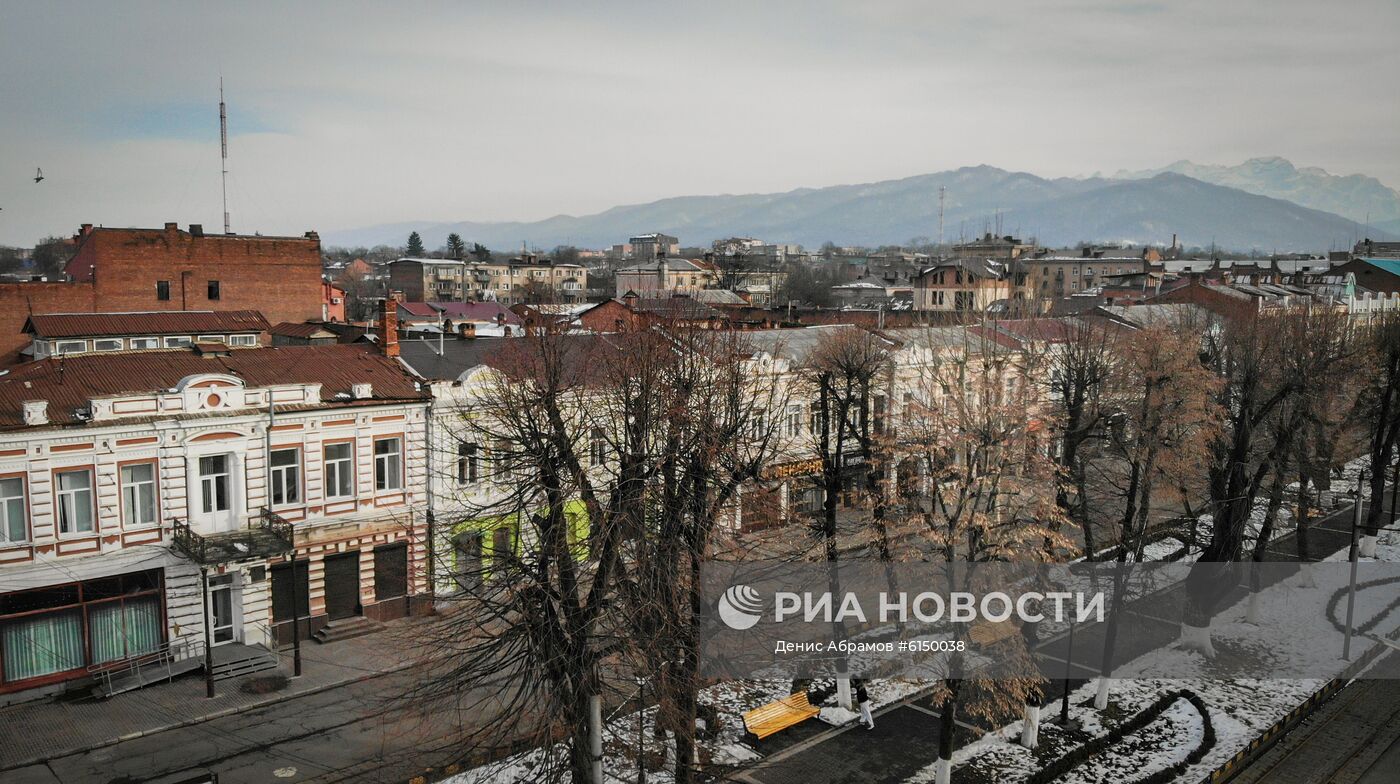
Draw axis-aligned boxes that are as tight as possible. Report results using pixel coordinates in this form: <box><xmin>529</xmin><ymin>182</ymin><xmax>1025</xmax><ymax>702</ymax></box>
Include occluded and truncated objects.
<box><xmin>803</xmin><ymin>326</ymin><xmax>893</xmax><ymax>708</ymax></box>
<box><xmin>1045</xmin><ymin>317</ymin><xmax>1121</xmax><ymax>555</ymax></box>
<box><xmin>900</xmin><ymin>325</ymin><xmax>1070</xmax><ymax>783</ymax></box>
<box><xmin>1091</xmin><ymin>316</ymin><xmax>1222</xmax><ymax>705</ymax></box>
<box><xmin>1358</xmin><ymin>310</ymin><xmax>1400</xmax><ymax>554</ymax></box>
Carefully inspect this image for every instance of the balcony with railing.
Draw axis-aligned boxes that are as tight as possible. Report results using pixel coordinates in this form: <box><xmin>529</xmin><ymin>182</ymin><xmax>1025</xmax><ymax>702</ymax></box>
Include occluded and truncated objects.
<box><xmin>170</xmin><ymin>508</ymin><xmax>296</xmax><ymax>565</ymax></box>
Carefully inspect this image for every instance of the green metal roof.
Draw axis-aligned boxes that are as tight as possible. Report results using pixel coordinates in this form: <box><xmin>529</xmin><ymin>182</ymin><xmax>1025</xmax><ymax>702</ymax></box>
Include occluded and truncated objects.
<box><xmin>1360</xmin><ymin>258</ymin><xmax>1400</xmax><ymax>276</ymax></box>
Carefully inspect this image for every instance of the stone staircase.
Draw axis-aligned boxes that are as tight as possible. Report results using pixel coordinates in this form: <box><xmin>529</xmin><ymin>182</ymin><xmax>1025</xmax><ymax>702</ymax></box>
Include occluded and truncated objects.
<box><xmin>312</xmin><ymin>616</ymin><xmax>382</xmax><ymax>644</ymax></box>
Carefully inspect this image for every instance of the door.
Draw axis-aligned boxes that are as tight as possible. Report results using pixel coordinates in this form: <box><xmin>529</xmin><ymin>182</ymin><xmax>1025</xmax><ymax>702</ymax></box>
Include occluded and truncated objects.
<box><xmin>208</xmin><ymin>575</ymin><xmax>238</xmax><ymax>646</ymax></box>
<box><xmin>323</xmin><ymin>552</ymin><xmax>361</xmax><ymax>620</ymax></box>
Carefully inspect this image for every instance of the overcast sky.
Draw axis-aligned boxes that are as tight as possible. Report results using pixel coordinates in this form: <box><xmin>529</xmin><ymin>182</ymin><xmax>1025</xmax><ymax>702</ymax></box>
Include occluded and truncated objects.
<box><xmin>1</xmin><ymin>0</ymin><xmax>1397</xmax><ymax>246</ymax></box>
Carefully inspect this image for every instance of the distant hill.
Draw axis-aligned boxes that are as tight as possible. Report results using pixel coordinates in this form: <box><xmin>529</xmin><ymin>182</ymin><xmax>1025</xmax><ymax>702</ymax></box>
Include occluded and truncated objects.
<box><xmin>326</xmin><ymin>165</ymin><xmax>1393</xmax><ymax>253</ymax></box>
<box><xmin>1114</xmin><ymin>157</ymin><xmax>1400</xmax><ymax>231</ymax></box>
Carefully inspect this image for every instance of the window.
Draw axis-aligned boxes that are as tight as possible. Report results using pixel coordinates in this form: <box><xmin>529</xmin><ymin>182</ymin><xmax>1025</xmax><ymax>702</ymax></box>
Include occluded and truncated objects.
<box><xmin>120</xmin><ymin>463</ymin><xmax>157</xmax><ymax>527</ymax></box>
<box><xmin>786</xmin><ymin>405</ymin><xmax>803</xmax><ymax>437</ymax></box>
<box><xmin>55</xmin><ymin>469</ymin><xmax>94</xmax><ymax>534</ymax></box>
<box><xmin>196</xmin><ymin>335</ymin><xmax>224</xmax><ymax>343</ymax></box>
<box><xmin>324</xmin><ymin>442</ymin><xmax>354</xmax><ymax>499</ymax></box>
<box><xmin>457</xmin><ymin>442</ymin><xmax>479</xmax><ymax>484</ymax></box>
<box><xmin>129</xmin><ymin>337</ymin><xmax>159</xmax><ymax>350</ymax></box>
<box><xmin>588</xmin><ymin>428</ymin><xmax>607</xmax><ymax>467</ymax></box>
<box><xmin>228</xmin><ymin>334</ymin><xmax>256</xmax><ymax>347</ymax></box>
<box><xmin>374</xmin><ymin>438</ymin><xmax>402</xmax><ymax>491</ymax></box>
<box><xmin>156</xmin><ymin>280</ymin><xmax>170</xmax><ymax>301</ymax></box>
<box><xmin>55</xmin><ymin>340</ymin><xmax>86</xmax><ymax>355</ymax></box>
<box><xmin>873</xmin><ymin>395</ymin><xmax>888</xmax><ymax>435</ymax></box>
<box><xmin>198</xmin><ymin>455</ymin><xmax>231</xmax><ymax>514</ymax></box>
<box><xmin>1</xmin><ymin>570</ymin><xmax>163</xmax><ymax>682</ymax></box>
<box><xmin>207</xmin><ymin>280</ymin><xmax>221</xmax><ymax>300</ymax></box>
<box><xmin>164</xmin><ymin>336</ymin><xmax>191</xmax><ymax>348</ymax></box>
<box><xmin>270</xmin><ymin>448</ymin><xmax>300</xmax><ymax>506</ymax></box>
<box><xmin>1</xmin><ymin>477</ymin><xmax>26</xmax><ymax>543</ymax></box>
<box><xmin>94</xmin><ymin>339</ymin><xmax>123</xmax><ymax>352</ymax></box>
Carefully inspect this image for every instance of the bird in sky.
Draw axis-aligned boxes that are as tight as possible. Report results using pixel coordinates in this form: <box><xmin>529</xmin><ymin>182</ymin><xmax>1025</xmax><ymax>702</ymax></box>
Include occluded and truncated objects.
<box><xmin>34</xmin><ymin>167</ymin><xmax>44</xmax><ymax>183</ymax></box>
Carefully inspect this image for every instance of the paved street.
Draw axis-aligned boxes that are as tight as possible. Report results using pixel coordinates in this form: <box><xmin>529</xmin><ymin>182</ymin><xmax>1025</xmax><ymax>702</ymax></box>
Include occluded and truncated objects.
<box><xmin>5</xmin><ymin>669</ymin><xmax>467</xmax><ymax>784</ymax></box>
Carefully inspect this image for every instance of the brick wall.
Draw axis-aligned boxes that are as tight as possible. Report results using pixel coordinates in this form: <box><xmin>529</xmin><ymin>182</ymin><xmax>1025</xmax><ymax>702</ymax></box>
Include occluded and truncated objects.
<box><xmin>0</xmin><ymin>282</ymin><xmax>96</xmax><ymax>364</ymax></box>
<box><xmin>1</xmin><ymin>224</ymin><xmax>325</xmax><ymax>365</ymax></box>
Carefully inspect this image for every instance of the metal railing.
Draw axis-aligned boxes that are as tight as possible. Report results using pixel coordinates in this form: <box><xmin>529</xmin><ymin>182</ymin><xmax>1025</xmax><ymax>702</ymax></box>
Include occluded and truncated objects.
<box><xmin>259</xmin><ymin>507</ymin><xmax>295</xmax><ymax>548</ymax></box>
<box><xmin>88</xmin><ymin>635</ymin><xmax>197</xmax><ymax>698</ymax></box>
<box><xmin>171</xmin><ymin>517</ymin><xmax>208</xmax><ymax>562</ymax></box>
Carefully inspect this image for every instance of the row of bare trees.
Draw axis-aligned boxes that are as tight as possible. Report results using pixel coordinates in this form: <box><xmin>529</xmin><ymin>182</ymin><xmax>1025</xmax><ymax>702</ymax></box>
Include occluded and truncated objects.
<box><xmin>403</xmin><ymin>302</ymin><xmax>1400</xmax><ymax>782</ymax></box>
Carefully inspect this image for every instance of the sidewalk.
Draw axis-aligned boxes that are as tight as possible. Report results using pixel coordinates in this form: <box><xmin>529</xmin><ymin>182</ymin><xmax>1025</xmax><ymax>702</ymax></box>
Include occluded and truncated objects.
<box><xmin>0</xmin><ymin>614</ymin><xmax>433</xmax><ymax>772</ymax></box>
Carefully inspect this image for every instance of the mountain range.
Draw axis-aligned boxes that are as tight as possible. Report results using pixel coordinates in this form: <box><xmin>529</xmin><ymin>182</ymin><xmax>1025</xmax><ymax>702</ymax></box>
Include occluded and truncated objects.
<box><xmin>326</xmin><ymin>161</ymin><xmax>1397</xmax><ymax>253</ymax></box>
<box><xmin>1112</xmin><ymin>157</ymin><xmax>1400</xmax><ymax>236</ymax></box>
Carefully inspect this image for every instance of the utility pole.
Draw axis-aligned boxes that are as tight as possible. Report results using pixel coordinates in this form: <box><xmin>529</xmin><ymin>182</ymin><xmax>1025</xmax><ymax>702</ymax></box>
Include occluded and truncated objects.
<box><xmin>938</xmin><ymin>185</ymin><xmax>946</xmax><ymax>250</ymax></box>
<box><xmin>202</xmin><ymin>566</ymin><xmax>215</xmax><ymax>698</ymax></box>
<box><xmin>219</xmin><ymin>79</ymin><xmax>230</xmax><ymax>235</ymax></box>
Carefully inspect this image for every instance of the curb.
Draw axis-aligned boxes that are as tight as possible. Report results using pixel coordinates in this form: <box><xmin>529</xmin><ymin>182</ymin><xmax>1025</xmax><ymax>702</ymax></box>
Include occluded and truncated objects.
<box><xmin>0</xmin><ymin>659</ymin><xmax>416</xmax><ymax>773</ymax></box>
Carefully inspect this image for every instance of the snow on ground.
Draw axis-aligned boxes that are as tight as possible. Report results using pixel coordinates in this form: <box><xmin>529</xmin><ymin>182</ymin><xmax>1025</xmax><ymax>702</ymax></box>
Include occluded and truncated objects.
<box><xmin>444</xmin><ymin>676</ymin><xmax>931</xmax><ymax>784</ymax></box>
<box><xmin>909</xmin><ymin>678</ymin><xmax>1323</xmax><ymax>784</ymax></box>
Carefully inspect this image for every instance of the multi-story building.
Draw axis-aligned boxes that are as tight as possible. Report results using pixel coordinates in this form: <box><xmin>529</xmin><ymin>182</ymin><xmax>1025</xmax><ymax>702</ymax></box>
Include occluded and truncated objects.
<box><xmin>0</xmin><ymin>223</ymin><xmax>324</xmax><ymax>366</ymax></box>
<box><xmin>1025</xmin><ymin>251</ymin><xmax>1152</xmax><ymax>299</ymax></box>
<box><xmin>628</xmin><ymin>233</ymin><xmax>680</xmax><ymax>261</ymax></box>
<box><xmin>388</xmin><ymin>257</ymin><xmax>587</xmax><ymax>306</ymax></box>
<box><xmin>952</xmin><ymin>233</ymin><xmax>1035</xmax><ymax>260</ymax></box>
<box><xmin>0</xmin><ymin>311</ymin><xmax>429</xmax><ymax>697</ymax></box>
<box><xmin>614</xmin><ymin>258</ymin><xmax>719</xmax><ymax>297</ymax></box>
<box><xmin>913</xmin><ymin>259</ymin><xmax>1011</xmax><ymax>312</ymax></box>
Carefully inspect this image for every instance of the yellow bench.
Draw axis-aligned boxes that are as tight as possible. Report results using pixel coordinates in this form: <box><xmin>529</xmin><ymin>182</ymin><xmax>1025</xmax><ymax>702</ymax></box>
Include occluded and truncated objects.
<box><xmin>742</xmin><ymin>692</ymin><xmax>821</xmax><ymax>740</ymax></box>
<box><xmin>970</xmin><ymin>620</ymin><xmax>1020</xmax><ymax>647</ymax></box>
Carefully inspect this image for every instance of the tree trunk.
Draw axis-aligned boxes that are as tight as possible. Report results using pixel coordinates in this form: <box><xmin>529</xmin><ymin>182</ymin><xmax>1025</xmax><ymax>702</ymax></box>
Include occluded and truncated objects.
<box><xmin>935</xmin><ymin>682</ymin><xmax>961</xmax><ymax>784</ymax></box>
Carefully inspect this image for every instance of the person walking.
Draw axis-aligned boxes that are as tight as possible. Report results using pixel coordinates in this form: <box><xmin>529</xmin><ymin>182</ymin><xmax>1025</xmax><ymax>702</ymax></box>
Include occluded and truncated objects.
<box><xmin>854</xmin><ymin>678</ymin><xmax>874</xmax><ymax>730</ymax></box>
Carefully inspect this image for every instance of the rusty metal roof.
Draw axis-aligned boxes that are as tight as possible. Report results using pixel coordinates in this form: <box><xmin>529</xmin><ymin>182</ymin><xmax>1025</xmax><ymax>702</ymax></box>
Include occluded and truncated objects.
<box><xmin>0</xmin><ymin>343</ymin><xmax>426</xmax><ymax>430</ymax></box>
<box><xmin>22</xmin><ymin>310</ymin><xmax>271</xmax><ymax>338</ymax></box>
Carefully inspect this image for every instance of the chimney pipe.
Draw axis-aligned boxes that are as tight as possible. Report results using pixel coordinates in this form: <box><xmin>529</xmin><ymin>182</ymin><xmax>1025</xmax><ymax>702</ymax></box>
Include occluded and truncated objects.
<box><xmin>22</xmin><ymin>400</ymin><xmax>48</xmax><ymax>426</ymax></box>
<box><xmin>377</xmin><ymin>300</ymin><xmax>399</xmax><ymax>358</ymax></box>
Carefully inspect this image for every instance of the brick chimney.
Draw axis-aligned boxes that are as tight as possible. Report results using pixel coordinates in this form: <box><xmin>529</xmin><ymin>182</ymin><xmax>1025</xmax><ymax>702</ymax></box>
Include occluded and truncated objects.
<box><xmin>377</xmin><ymin>300</ymin><xmax>399</xmax><ymax>358</ymax></box>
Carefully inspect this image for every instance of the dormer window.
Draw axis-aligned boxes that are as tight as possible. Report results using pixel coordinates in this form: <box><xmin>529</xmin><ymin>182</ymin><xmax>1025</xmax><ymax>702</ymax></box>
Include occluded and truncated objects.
<box><xmin>165</xmin><ymin>336</ymin><xmax>191</xmax><ymax>348</ymax></box>
<box><xmin>56</xmin><ymin>340</ymin><xmax>86</xmax><ymax>355</ymax></box>
<box><xmin>130</xmin><ymin>337</ymin><xmax>159</xmax><ymax>350</ymax></box>
<box><xmin>94</xmin><ymin>339</ymin><xmax>123</xmax><ymax>352</ymax></box>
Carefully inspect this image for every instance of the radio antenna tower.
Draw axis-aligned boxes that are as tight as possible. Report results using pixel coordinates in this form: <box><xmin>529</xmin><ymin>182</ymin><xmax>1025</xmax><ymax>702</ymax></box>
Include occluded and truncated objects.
<box><xmin>219</xmin><ymin>78</ymin><xmax>230</xmax><ymax>234</ymax></box>
<box><xmin>937</xmin><ymin>185</ymin><xmax>946</xmax><ymax>248</ymax></box>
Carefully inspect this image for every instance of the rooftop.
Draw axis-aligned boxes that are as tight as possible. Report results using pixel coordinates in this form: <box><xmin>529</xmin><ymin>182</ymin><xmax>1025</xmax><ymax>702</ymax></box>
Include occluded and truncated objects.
<box><xmin>22</xmin><ymin>310</ymin><xmax>270</xmax><ymax>339</ymax></box>
<box><xmin>0</xmin><ymin>343</ymin><xmax>424</xmax><ymax>430</ymax></box>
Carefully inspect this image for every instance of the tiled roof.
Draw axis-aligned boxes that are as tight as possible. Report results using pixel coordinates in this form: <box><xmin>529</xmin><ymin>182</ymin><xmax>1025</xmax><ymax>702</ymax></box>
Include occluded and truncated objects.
<box><xmin>0</xmin><ymin>344</ymin><xmax>425</xmax><ymax>430</ymax></box>
<box><xmin>22</xmin><ymin>310</ymin><xmax>270</xmax><ymax>338</ymax></box>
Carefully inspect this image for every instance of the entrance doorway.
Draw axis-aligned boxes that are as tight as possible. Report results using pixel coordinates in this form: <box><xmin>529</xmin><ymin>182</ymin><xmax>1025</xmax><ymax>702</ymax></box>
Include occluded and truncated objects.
<box><xmin>207</xmin><ymin>574</ymin><xmax>238</xmax><ymax>646</ymax></box>
<box><xmin>323</xmin><ymin>552</ymin><xmax>362</xmax><ymax>620</ymax></box>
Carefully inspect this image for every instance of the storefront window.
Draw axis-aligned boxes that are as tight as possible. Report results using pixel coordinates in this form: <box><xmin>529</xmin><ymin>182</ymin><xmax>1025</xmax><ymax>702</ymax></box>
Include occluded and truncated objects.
<box><xmin>0</xmin><ymin>570</ymin><xmax>165</xmax><ymax>688</ymax></box>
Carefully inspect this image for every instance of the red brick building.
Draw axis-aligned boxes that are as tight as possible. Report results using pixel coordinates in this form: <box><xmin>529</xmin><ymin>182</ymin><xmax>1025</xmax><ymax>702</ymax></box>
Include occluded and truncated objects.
<box><xmin>0</xmin><ymin>223</ymin><xmax>324</xmax><ymax>365</ymax></box>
